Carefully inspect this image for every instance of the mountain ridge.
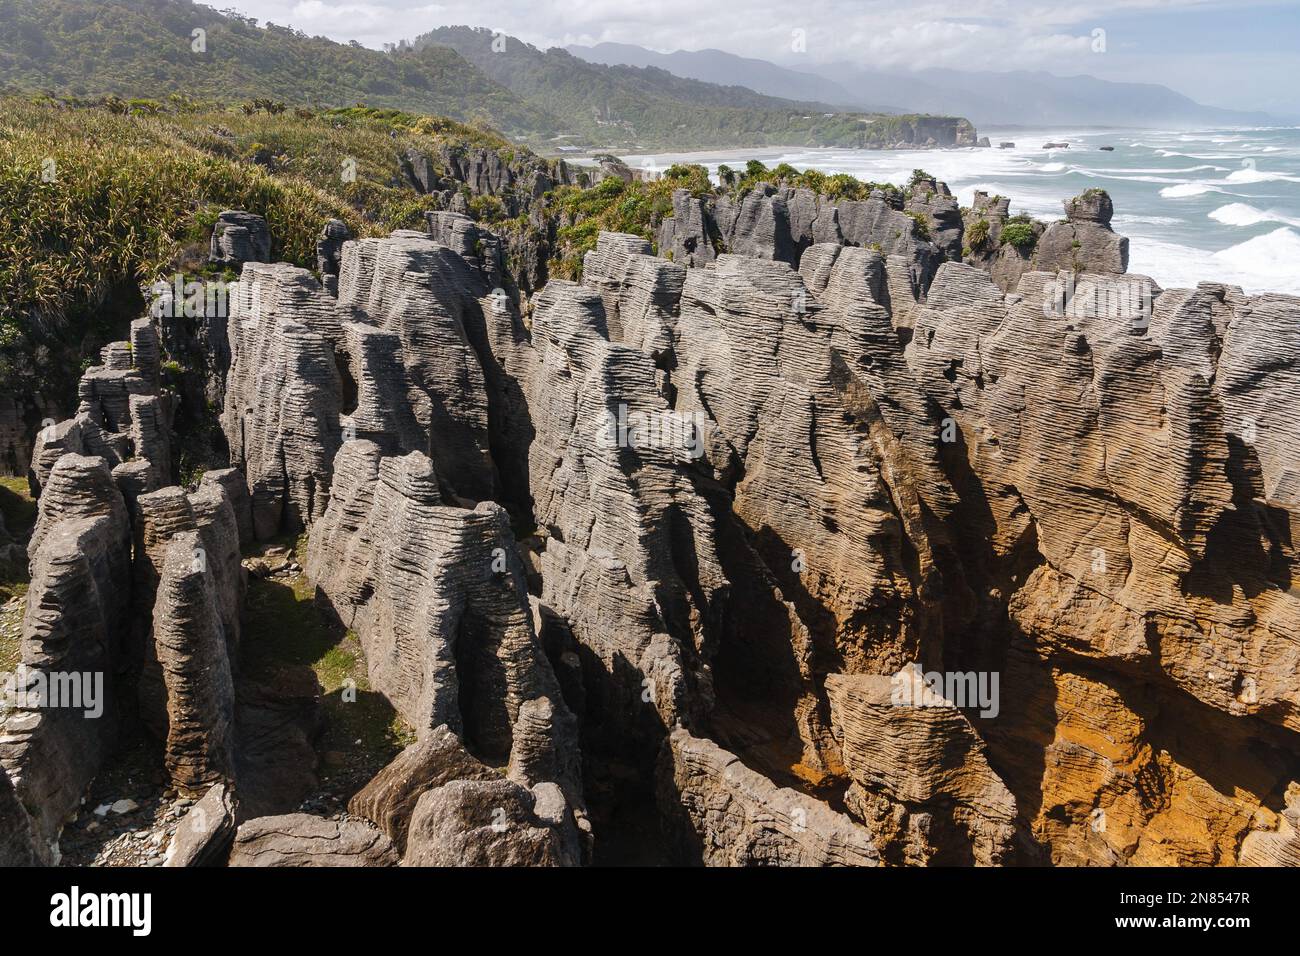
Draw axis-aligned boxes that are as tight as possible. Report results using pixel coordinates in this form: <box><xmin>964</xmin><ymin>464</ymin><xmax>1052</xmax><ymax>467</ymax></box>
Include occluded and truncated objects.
<box><xmin>0</xmin><ymin>1</ymin><xmax>982</xmax><ymax>152</ymax></box>
<box><xmin>420</xmin><ymin>26</ymin><xmax>977</xmax><ymax>151</ymax></box>
<box><xmin>570</xmin><ymin>41</ymin><xmax>1276</xmax><ymax>127</ymax></box>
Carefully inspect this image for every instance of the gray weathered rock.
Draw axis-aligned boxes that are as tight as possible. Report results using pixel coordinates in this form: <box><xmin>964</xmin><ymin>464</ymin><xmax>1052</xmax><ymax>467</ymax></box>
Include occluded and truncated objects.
<box><xmin>402</xmin><ymin>777</ymin><xmax>580</xmax><ymax>866</ymax></box>
<box><xmin>305</xmin><ymin>443</ymin><xmax>564</xmax><ymax>759</ymax></box>
<box><xmin>210</xmin><ymin>210</ymin><xmax>271</xmax><ymax>268</ymax></box>
<box><xmin>658</xmin><ymin>727</ymin><xmax>878</xmax><ymax>866</ymax></box>
<box><xmin>0</xmin><ymin>763</ymin><xmax>48</xmax><ymax>866</ymax></box>
<box><xmin>315</xmin><ymin>218</ymin><xmax>352</xmax><ymax>297</ymax></box>
<box><xmin>28</xmin><ymin>325</ymin><xmax>174</xmax><ymax>497</ymax></box>
<box><xmin>164</xmin><ymin>782</ymin><xmax>238</xmax><ymax>867</ymax></box>
<box><xmin>0</xmin><ymin>454</ymin><xmax>130</xmax><ymax>853</ymax></box>
<box><xmin>228</xmin><ymin>813</ymin><xmax>398</xmax><ymax>867</ymax></box>
<box><xmin>221</xmin><ymin>263</ymin><xmax>342</xmax><ymax>539</ymax></box>
<box><xmin>151</xmin><ymin>530</ymin><xmax>237</xmax><ymax>795</ymax></box>
<box><xmin>1034</xmin><ymin>189</ymin><xmax>1128</xmax><ymax>274</ymax></box>
<box><xmin>348</xmin><ymin>726</ymin><xmax>497</xmax><ymax>854</ymax></box>
<box><xmin>657</xmin><ymin>188</ymin><xmax>717</xmax><ymax>268</ymax></box>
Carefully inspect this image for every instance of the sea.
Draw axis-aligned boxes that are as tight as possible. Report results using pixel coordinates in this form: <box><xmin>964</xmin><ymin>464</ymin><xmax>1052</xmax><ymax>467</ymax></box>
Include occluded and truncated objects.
<box><xmin>625</xmin><ymin>126</ymin><xmax>1300</xmax><ymax>296</ymax></box>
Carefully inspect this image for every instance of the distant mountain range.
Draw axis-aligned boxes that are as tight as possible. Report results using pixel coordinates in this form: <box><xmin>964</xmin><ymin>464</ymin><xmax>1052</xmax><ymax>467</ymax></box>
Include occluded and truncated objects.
<box><xmin>570</xmin><ymin>42</ymin><xmax>1276</xmax><ymax>128</ymax></box>
<box><xmin>0</xmin><ymin>1</ymin><xmax>979</xmax><ymax>152</ymax></box>
<box><xmin>417</xmin><ymin>26</ymin><xmax>973</xmax><ymax>151</ymax></box>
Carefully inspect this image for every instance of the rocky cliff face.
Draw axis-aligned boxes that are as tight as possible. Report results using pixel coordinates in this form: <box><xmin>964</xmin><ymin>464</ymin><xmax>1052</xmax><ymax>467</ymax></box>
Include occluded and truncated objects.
<box><xmin>5</xmin><ymin>183</ymin><xmax>1299</xmax><ymax>868</ymax></box>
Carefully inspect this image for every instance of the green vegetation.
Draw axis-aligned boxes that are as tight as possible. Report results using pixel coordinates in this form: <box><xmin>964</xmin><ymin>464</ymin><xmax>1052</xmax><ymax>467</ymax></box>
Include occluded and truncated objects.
<box><xmin>0</xmin><ymin>2</ymin><xmax>977</xmax><ymax>155</ymax></box>
<box><xmin>240</xmin><ymin>534</ymin><xmax>414</xmax><ymax>769</ymax></box>
<box><xmin>0</xmin><ymin>476</ymin><xmax>36</xmax><ymax>670</ymax></box>
<box><xmin>1001</xmin><ymin>216</ymin><xmax>1038</xmax><ymax>252</ymax></box>
<box><xmin>0</xmin><ymin>0</ymin><xmax>556</xmax><ymax>136</ymax></box>
<box><xmin>547</xmin><ymin>164</ymin><xmax>713</xmax><ymax>277</ymax></box>
<box><xmin>966</xmin><ymin>218</ymin><xmax>991</xmax><ymax>251</ymax></box>
<box><xmin>0</xmin><ymin>475</ymin><xmax>35</xmax><ymax>600</ymax></box>
<box><xmin>0</xmin><ymin>95</ymin><xmax>532</xmax><ymax>405</ymax></box>
<box><xmin>906</xmin><ymin>211</ymin><xmax>931</xmax><ymax>241</ymax></box>
<box><xmin>730</xmin><ymin>160</ymin><xmax>902</xmax><ymax>202</ymax></box>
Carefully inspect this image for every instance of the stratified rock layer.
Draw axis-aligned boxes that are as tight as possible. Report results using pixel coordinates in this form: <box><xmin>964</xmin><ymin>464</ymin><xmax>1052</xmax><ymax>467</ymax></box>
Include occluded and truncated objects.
<box><xmin>1</xmin><ymin>454</ymin><xmax>130</xmax><ymax>853</ymax></box>
<box><xmin>659</xmin><ymin>728</ymin><xmax>878</xmax><ymax>866</ymax></box>
<box><xmin>228</xmin><ymin>814</ymin><xmax>398</xmax><ymax>867</ymax></box>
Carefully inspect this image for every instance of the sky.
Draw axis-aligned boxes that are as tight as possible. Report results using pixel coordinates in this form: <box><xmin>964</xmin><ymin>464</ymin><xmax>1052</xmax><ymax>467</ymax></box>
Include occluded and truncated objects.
<box><xmin>230</xmin><ymin>0</ymin><xmax>1300</xmax><ymax>116</ymax></box>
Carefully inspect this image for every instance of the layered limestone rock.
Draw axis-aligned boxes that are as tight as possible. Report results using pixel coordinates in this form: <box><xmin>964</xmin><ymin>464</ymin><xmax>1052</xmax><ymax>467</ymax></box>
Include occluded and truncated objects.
<box><xmin>1240</xmin><ymin>783</ymin><xmax>1300</xmax><ymax>867</ymax></box>
<box><xmin>348</xmin><ymin>726</ymin><xmax>498</xmax><ymax>854</ymax></box>
<box><xmin>304</xmin><ymin>441</ymin><xmax>587</xmax><ymax>851</ymax></box>
<box><xmin>521</xmin><ymin>279</ymin><xmax>729</xmax><ymax>744</ymax></box>
<box><xmin>434</xmin><ymin>143</ymin><xmax>564</xmax><ymax>217</ymax></box>
<box><xmin>315</xmin><ymin>218</ymin><xmax>352</xmax><ymax>297</ymax></box>
<box><xmin>164</xmin><ymin>781</ymin><xmax>238</xmax><ymax>867</ymax></box>
<box><xmin>908</xmin><ymin>266</ymin><xmax>1300</xmax><ymax>730</ymax></box>
<box><xmin>658</xmin><ymin>728</ymin><xmax>878</xmax><ymax>866</ymax></box>
<box><xmin>402</xmin><ymin>776</ymin><xmax>584</xmax><ymax>866</ymax></box>
<box><xmin>902</xmin><ymin>260</ymin><xmax>1300</xmax><ymax>864</ymax></box>
<box><xmin>0</xmin><ymin>454</ymin><xmax>130</xmax><ymax>853</ymax></box>
<box><xmin>1034</xmin><ymin>189</ymin><xmax>1129</xmax><ymax>274</ymax></box>
<box><xmin>656</xmin><ymin>183</ymin><xmax>946</xmax><ymax>286</ymax></box>
<box><xmin>28</xmin><ymin>327</ymin><xmax>174</xmax><ymax>497</ymax></box>
<box><xmin>305</xmin><ymin>443</ymin><xmax>565</xmax><ymax>755</ymax></box>
<box><xmin>825</xmin><ymin>671</ymin><xmax>1017</xmax><ymax>866</ymax></box>
<box><xmin>221</xmin><ymin>262</ymin><xmax>343</xmax><ymax>539</ymax></box>
<box><xmin>228</xmin><ymin>814</ymin><xmax>398</xmax><ymax>867</ymax></box>
<box><xmin>904</xmin><ymin>176</ymin><xmax>963</xmax><ymax>263</ymax></box>
<box><xmin>210</xmin><ymin>210</ymin><xmax>271</xmax><ymax>269</ymax></box>
<box><xmin>664</xmin><ymin>248</ymin><xmax>959</xmax><ymax>777</ymax></box>
<box><xmin>656</xmin><ymin>188</ymin><xmax>717</xmax><ymax>268</ymax></box>
<box><xmin>336</xmin><ymin>231</ymin><xmax>499</xmax><ymax>501</ymax></box>
<box><xmin>224</xmin><ymin>223</ymin><xmax>519</xmax><ymax>540</ymax></box>
<box><xmin>134</xmin><ymin>480</ymin><xmax>245</xmax><ymax>764</ymax></box>
<box><xmin>549</xmin><ymin>218</ymin><xmax>1300</xmax><ymax>867</ymax></box>
<box><xmin>423</xmin><ymin>211</ymin><xmax>505</xmax><ymax>292</ymax></box>
<box><xmin>0</xmin><ymin>764</ymin><xmax>47</xmax><ymax>866</ymax></box>
<box><xmin>12</xmin><ymin>168</ymin><xmax>1296</xmax><ymax>869</ymax></box>
<box><xmin>150</xmin><ymin>530</ymin><xmax>238</xmax><ymax>794</ymax></box>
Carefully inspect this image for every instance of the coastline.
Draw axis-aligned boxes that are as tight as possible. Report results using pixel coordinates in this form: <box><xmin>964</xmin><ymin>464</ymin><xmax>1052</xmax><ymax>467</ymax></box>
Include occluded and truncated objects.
<box><xmin>613</xmin><ymin>125</ymin><xmax>1300</xmax><ymax>295</ymax></box>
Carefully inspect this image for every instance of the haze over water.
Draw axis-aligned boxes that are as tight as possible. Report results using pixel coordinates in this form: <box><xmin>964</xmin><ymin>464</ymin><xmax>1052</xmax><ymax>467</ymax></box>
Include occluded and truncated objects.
<box><xmin>629</xmin><ymin>126</ymin><xmax>1300</xmax><ymax>296</ymax></box>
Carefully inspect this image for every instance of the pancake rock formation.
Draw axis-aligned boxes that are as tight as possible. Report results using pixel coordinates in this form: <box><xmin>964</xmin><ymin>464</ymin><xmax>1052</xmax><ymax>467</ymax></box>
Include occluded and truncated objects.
<box><xmin>6</xmin><ymin>184</ymin><xmax>1300</xmax><ymax>869</ymax></box>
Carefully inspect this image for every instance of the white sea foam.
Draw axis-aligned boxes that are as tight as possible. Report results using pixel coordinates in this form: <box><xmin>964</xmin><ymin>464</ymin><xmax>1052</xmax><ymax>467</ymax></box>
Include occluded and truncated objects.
<box><xmin>1160</xmin><ymin>183</ymin><xmax>1221</xmax><ymax>198</ymax></box>
<box><xmin>1212</xmin><ymin>228</ymin><xmax>1300</xmax><ymax>292</ymax></box>
<box><xmin>1130</xmin><ymin>229</ymin><xmax>1300</xmax><ymax>296</ymax></box>
<box><xmin>1225</xmin><ymin>167</ymin><xmax>1300</xmax><ymax>184</ymax></box>
<box><xmin>1208</xmin><ymin>203</ymin><xmax>1300</xmax><ymax>228</ymax></box>
<box><xmin>1114</xmin><ymin>214</ymin><xmax>1182</xmax><ymax>227</ymax></box>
